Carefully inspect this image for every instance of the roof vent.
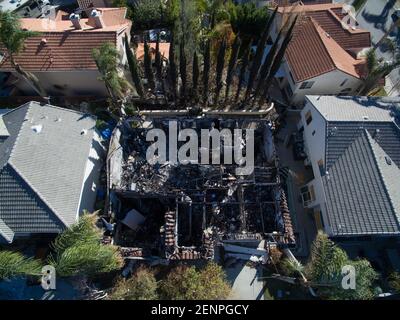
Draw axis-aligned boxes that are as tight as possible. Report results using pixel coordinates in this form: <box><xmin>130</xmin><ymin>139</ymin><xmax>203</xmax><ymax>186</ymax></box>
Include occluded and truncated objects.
<box><xmin>362</xmin><ymin>115</ymin><xmax>369</xmax><ymax>120</ymax></box>
<box><xmin>373</xmin><ymin>128</ymin><xmax>380</xmax><ymax>139</ymax></box>
<box><xmin>55</xmin><ymin>117</ymin><xmax>62</xmax><ymax>122</ymax></box>
<box><xmin>41</xmin><ymin>38</ymin><xmax>47</xmax><ymax>45</ymax></box>
<box><xmin>80</xmin><ymin>129</ymin><xmax>87</xmax><ymax>135</ymax></box>
<box><xmin>385</xmin><ymin>156</ymin><xmax>392</xmax><ymax>166</ymax></box>
<box><xmin>325</xmin><ymin>32</ymin><xmax>331</xmax><ymax>38</ymax></box>
<box><xmin>69</xmin><ymin>13</ymin><xmax>82</xmax><ymax>30</ymax></box>
<box><xmin>31</xmin><ymin>124</ymin><xmax>43</xmax><ymax>133</ymax></box>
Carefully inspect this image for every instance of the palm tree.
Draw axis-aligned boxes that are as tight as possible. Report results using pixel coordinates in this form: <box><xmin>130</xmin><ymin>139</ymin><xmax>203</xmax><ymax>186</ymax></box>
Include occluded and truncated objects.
<box><xmin>359</xmin><ymin>48</ymin><xmax>400</xmax><ymax>95</ymax></box>
<box><xmin>0</xmin><ymin>11</ymin><xmax>47</xmax><ymax>98</ymax></box>
<box><xmin>124</xmin><ymin>35</ymin><xmax>144</xmax><ymax>98</ymax></box>
<box><xmin>0</xmin><ymin>250</ymin><xmax>42</xmax><ymax>280</ymax></box>
<box><xmin>48</xmin><ymin>213</ymin><xmax>123</xmax><ymax>278</ymax></box>
<box><xmin>92</xmin><ymin>42</ymin><xmax>132</xmax><ymax>115</ymax></box>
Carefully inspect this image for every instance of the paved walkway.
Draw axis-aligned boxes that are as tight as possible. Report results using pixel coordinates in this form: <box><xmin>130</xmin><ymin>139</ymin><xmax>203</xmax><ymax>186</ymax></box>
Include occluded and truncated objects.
<box><xmin>275</xmin><ymin>112</ymin><xmax>317</xmax><ymax>259</ymax></box>
<box><xmin>226</xmin><ymin>262</ymin><xmax>266</xmax><ymax>300</ymax></box>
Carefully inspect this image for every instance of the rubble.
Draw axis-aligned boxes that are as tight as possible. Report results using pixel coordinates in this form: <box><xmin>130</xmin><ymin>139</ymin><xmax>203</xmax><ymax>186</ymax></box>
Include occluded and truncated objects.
<box><xmin>106</xmin><ymin>115</ymin><xmax>295</xmax><ymax>261</ymax></box>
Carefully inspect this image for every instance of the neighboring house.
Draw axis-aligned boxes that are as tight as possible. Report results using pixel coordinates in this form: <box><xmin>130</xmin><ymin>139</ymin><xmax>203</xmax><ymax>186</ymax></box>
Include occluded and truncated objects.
<box><xmin>269</xmin><ymin>3</ymin><xmax>372</xmax><ymax>106</ymax></box>
<box><xmin>298</xmin><ymin>95</ymin><xmax>400</xmax><ymax>240</ymax></box>
<box><xmin>0</xmin><ymin>101</ymin><xmax>104</xmax><ymax>244</ymax></box>
<box><xmin>235</xmin><ymin>0</ymin><xmax>331</xmax><ymax>7</ymax></box>
<box><xmin>0</xmin><ymin>7</ymin><xmax>132</xmax><ymax>97</ymax></box>
<box><xmin>77</xmin><ymin>0</ymin><xmax>113</xmax><ymax>10</ymax></box>
<box><xmin>0</xmin><ymin>0</ymin><xmax>53</xmax><ymax>18</ymax></box>
<box><xmin>135</xmin><ymin>42</ymin><xmax>170</xmax><ymax>61</ymax></box>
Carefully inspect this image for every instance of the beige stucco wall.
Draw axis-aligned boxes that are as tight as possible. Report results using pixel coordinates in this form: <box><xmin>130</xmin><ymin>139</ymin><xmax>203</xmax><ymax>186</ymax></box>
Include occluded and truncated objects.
<box><xmin>11</xmin><ymin>70</ymin><xmax>109</xmax><ymax>96</ymax></box>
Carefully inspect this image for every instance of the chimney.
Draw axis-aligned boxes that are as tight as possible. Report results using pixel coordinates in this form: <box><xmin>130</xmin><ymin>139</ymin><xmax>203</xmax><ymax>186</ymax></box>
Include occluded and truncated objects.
<box><xmin>90</xmin><ymin>9</ymin><xmax>105</xmax><ymax>29</ymax></box>
<box><xmin>69</xmin><ymin>13</ymin><xmax>82</xmax><ymax>30</ymax></box>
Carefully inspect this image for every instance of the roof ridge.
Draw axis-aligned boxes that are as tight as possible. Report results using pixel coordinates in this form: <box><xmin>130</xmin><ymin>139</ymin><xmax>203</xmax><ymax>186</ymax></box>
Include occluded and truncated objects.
<box><xmin>2</xmin><ymin>103</ymin><xmax>30</xmax><ymax>169</ymax></box>
<box><xmin>28</xmin><ymin>101</ymin><xmax>97</xmax><ymax>118</ymax></box>
<box><xmin>365</xmin><ymin>130</ymin><xmax>400</xmax><ymax>228</ymax></box>
<box><xmin>311</xmin><ymin>17</ymin><xmax>362</xmax><ymax>79</ymax></box>
<box><xmin>308</xmin><ymin>17</ymin><xmax>337</xmax><ymax>72</ymax></box>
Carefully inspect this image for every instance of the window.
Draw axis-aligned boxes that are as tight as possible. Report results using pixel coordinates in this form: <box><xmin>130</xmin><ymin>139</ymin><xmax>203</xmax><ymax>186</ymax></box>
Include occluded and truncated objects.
<box><xmin>300</xmin><ymin>81</ymin><xmax>315</xmax><ymax>89</ymax></box>
<box><xmin>340</xmin><ymin>79</ymin><xmax>348</xmax><ymax>87</ymax></box>
<box><xmin>305</xmin><ymin>111</ymin><xmax>313</xmax><ymax>125</ymax></box>
<box><xmin>301</xmin><ymin>185</ymin><xmax>316</xmax><ymax>207</ymax></box>
<box><xmin>318</xmin><ymin>159</ymin><xmax>324</xmax><ymax>176</ymax></box>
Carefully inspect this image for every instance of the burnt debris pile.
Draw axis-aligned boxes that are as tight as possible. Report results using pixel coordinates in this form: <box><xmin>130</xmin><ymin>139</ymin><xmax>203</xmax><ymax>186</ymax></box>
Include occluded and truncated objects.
<box><xmin>107</xmin><ymin>115</ymin><xmax>295</xmax><ymax>261</ymax></box>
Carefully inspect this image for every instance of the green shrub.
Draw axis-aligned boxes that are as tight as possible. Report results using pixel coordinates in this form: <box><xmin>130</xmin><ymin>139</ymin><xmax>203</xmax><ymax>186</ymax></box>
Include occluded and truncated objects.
<box><xmin>109</xmin><ymin>267</ymin><xmax>158</xmax><ymax>300</ymax></box>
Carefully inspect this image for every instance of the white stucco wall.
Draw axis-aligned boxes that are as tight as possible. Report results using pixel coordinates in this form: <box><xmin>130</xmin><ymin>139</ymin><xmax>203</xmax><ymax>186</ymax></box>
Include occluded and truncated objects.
<box><xmin>77</xmin><ymin>130</ymin><xmax>105</xmax><ymax>219</ymax></box>
<box><xmin>280</xmin><ymin>63</ymin><xmax>363</xmax><ymax>107</ymax></box>
<box><xmin>298</xmin><ymin>99</ymin><xmax>332</xmax><ymax>235</ymax></box>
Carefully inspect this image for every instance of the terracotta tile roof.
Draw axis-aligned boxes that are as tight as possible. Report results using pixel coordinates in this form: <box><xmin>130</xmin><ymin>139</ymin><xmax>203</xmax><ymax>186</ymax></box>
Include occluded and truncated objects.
<box><xmin>0</xmin><ymin>8</ymin><xmax>131</xmax><ymax>71</ymax></box>
<box><xmin>0</xmin><ymin>32</ymin><xmax>117</xmax><ymax>71</ymax></box>
<box><xmin>286</xmin><ymin>17</ymin><xmax>365</xmax><ymax>82</ymax></box>
<box><xmin>136</xmin><ymin>42</ymin><xmax>170</xmax><ymax>61</ymax></box>
<box><xmin>20</xmin><ymin>8</ymin><xmax>130</xmax><ymax>32</ymax></box>
<box><xmin>272</xmin><ymin>0</ymin><xmax>331</xmax><ymax>7</ymax></box>
<box><xmin>278</xmin><ymin>3</ymin><xmax>371</xmax><ymax>50</ymax></box>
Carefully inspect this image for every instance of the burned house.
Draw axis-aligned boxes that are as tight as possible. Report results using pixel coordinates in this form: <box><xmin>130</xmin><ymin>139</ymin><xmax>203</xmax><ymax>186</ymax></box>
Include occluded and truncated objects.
<box><xmin>106</xmin><ymin>113</ymin><xmax>295</xmax><ymax>261</ymax></box>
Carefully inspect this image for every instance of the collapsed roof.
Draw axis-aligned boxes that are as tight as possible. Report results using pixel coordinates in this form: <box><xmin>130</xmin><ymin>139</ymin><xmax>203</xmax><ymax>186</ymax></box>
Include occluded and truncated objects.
<box><xmin>107</xmin><ymin>116</ymin><xmax>295</xmax><ymax>260</ymax></box>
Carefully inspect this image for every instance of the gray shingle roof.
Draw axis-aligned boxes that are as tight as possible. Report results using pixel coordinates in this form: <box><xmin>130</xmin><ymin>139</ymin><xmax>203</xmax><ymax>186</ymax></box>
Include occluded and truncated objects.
<box><xmin>326</xmin><ymin>121</ymin><xmax>400</xmax><ymax>169</ymax></box>
<box><xmin>0</xmin><ymin>102</ymin><xmax>97</xmax><ymax>243</ymax></box>
<box><xmin>307</xmin><ymin>96</ymin><xmax>400</xmax><ymax>237</ymax></box>
<box><xmin>306</xmin><ymin>95</ymin><xmax>399</xmax><ymax>122</ymax></box>
<box><xmin>322</xmin><ymin>131</ymin><xmax>400</xmax><ymax>236</ymax></box>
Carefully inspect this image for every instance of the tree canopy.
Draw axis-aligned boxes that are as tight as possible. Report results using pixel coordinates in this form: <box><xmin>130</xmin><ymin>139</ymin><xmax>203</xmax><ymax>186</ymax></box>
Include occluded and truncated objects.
<box><xmin>229</xmin><ymin>2</ymin><xmax>270</xmax><ymax>39</ymax></box>
<box><xmin>159</xmin><ymin>262</ymin><xmax>231</xmax><ymax>300</ymax></box>
<box><xmin>0</xmin><ymin>251</ymin><xmax>42</xmax><ymax>280</ymax></box>
<box><xmin>109</xmin><ymin>267</ymin><xmax>158</xmax><ymax>300</ymax></box>
<box><xmin>48</xmin><ymin>214</ymin><xmax>123</xmax><ymax>278</ymax></box>
<box><xmin>305</xmin><ymin>233</ymin><xmax>378</xmax><ymax>300</ymax></box>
